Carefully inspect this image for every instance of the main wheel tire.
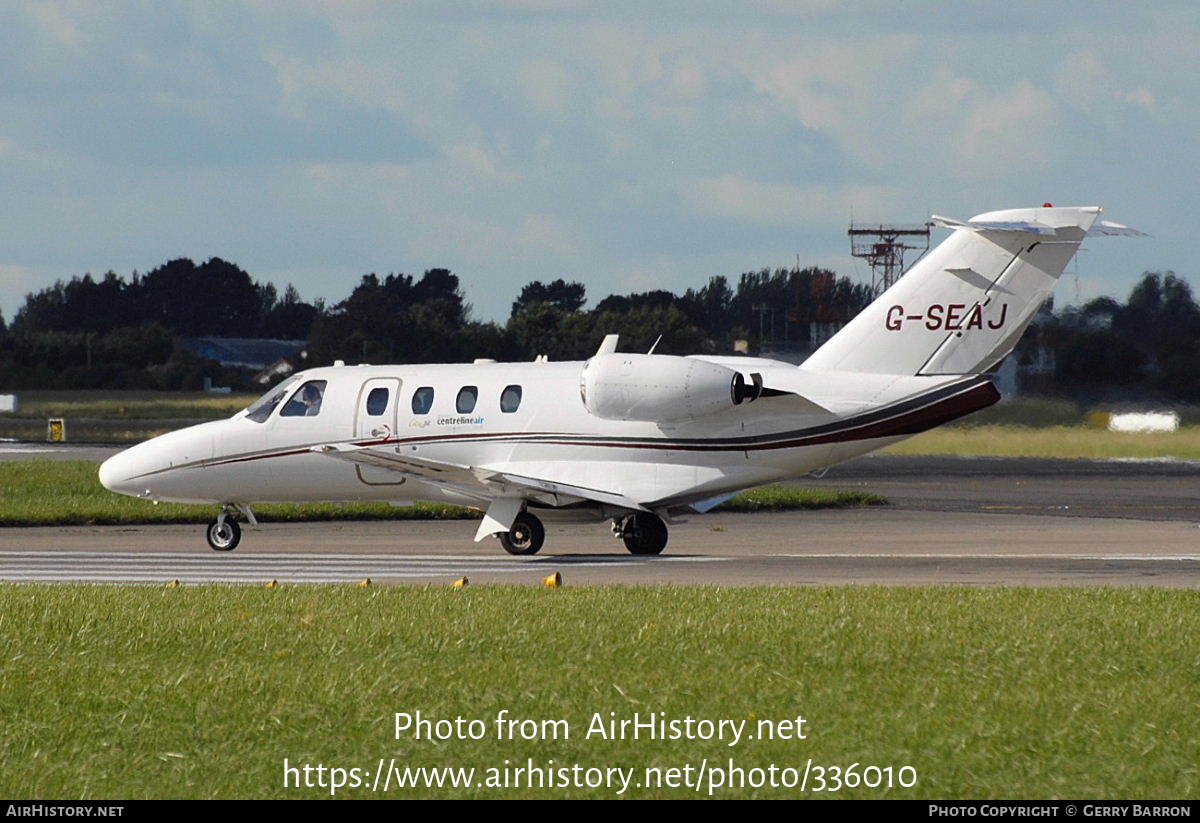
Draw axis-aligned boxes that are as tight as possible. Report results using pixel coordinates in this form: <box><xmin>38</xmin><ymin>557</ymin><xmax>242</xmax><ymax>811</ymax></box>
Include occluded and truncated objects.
<box><xmin>499</xmin><ymin>512</ymin><xmax>545</xmax><ymax>555</ymax></box>
<box><xmin>207</xmin><ymin>517</ymin><xmax>241</xmax><ymax>552</ymax></box>
<box><xmin>622</xmin><ymin>512</ymin><xmax>668</xmax><ymax>555</ymax></box>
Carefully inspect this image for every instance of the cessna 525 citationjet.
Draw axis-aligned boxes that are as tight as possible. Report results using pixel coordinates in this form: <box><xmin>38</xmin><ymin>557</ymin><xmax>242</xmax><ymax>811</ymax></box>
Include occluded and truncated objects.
<box><xmin>99</xmin><ymin>205</ymin><xmax>1140</xmax><ymax>555</ymax></box>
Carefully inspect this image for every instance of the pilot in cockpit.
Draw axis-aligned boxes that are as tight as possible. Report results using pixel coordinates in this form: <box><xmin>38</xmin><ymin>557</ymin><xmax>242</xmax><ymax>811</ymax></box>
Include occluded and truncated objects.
<box><xmin>300</xmin><ymin>383</ymin><xmax>323</xmax><ymax>416</ymax></box>
<box><xmin>281</xmin><ymin>380</ymin><xmax>325</xmax><ymax>417</ymax></box>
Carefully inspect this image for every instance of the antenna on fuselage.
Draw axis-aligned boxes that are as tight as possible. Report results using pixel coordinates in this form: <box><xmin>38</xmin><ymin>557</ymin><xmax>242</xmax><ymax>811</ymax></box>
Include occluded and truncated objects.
<box><xmin>647</xmin><ymin>334</ymin><xmax>663</xmax><ymax>355</ymax></box>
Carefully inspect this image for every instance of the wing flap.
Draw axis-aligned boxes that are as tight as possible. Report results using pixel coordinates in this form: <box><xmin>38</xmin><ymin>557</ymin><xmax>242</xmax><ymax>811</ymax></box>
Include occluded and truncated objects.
<box><xmin>312</xmin><ymin>444</ymin><xmax>646</xmax><ymax>511</ymax></box>
<box><xmin>497</xmin><ymin>471</ymin><xmax>648</xmax><ymax>512</ymax></box>
<box><xmin>312</xmin><ymin>443</ymin><xmax>491</xmax><ymax>488</ymax></box>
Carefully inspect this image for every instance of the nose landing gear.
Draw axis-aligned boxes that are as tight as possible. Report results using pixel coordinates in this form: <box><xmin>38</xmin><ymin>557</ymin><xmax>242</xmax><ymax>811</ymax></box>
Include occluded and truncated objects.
<box><xmin>206</xmin><ymin>514</ymin><xmax>241</xmax><ymax>551</ymax></box>
<box><xmin>206</xmin><ymin>504</ymin><xmax>255</xmax><ymax>552</ymax></box>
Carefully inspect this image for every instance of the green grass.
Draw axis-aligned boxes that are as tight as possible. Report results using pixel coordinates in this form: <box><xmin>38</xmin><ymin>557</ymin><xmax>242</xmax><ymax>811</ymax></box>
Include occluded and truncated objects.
<box><xmin>0</xmin><ymin>391</ymin><xmax>258</xmax><ymax>442</ymax></box>
<box><xmin>0</xmin><ymin>461</ymin><xmax>883</xmax><ymax>526</ymax></box>
<box><xmin>721</xmin><ymin>484</ymin><xmax>885</xmax><ymax>511</ymax></box>
<box><xmin>885</xmin><ymin>425</ymin><xmax>1200</xmax><ymax>459</ymax></box>
<box><xmin>0</xmin><ymin>461</ymin><xmax>477</xmax><ymax>526</ymax></box>
<box><xmin>1</xmin><ymin>390</ymin><xmax>257</xmax><ymax>420</ymax></box>
<box><xmin>0</xmin><ymin>585</ymin><xmax>1195</xmax><ymax>799</ymax></box>
<box><xmin>959</xmin><ymin>397</ymin><xmax>1087</xmax><ymax>428</ymax></box>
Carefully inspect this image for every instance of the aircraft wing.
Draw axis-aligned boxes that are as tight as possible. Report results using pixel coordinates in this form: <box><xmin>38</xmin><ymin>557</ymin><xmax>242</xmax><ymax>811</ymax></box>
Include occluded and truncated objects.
<box><xmin>310</xmin><ymin>443</ymin><xmax>646</xmax><ymax>511</ymax></box>
<box><xmin>312</xmin><ymin>443</ymin><xmax>495</xmax><ymax>500</ymax></box>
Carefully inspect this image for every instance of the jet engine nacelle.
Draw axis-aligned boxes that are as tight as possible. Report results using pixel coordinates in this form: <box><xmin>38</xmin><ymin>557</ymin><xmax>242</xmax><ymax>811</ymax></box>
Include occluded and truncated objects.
<box><xmin>580</xmin><ymin>353</ymin><xmax>761</xmax><ymax>423</ymax></box>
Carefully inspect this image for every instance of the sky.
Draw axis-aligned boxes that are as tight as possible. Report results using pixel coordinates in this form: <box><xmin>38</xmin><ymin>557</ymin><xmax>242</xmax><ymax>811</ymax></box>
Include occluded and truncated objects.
<box><xmin>0</xmin><ymin>1</ymin><xmax>1196</xmax><ymax>325</ymax></box>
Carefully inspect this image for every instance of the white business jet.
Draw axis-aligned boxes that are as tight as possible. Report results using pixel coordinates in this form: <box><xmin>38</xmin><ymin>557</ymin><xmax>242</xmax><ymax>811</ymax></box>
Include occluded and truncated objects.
<box><xmin>99</xmin><ymin>205</ymin><xmax>1140</xmax><ymax>555</ymax></box>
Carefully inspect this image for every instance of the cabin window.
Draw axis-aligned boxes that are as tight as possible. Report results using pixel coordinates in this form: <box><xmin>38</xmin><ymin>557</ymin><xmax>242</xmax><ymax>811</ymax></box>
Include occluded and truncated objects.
<box><xmin>500</xmin><ymin>385</ymin><xmax>522</xmax><ymax>413</ymax></box>
<box><xmin>456</xmin><ymin>386</ymin><xmax>478</xmax><ymax>414</ymax></box>
<box><xmin>411</xmin><ymin>387</ymin><xmax>435</xmax><ymax>414</ymax></box>
<box><xmin>366</xmin><ymin>387</ymin><xmax>389</xmax><ymax>416</ymax></box>
<box><xmin>280</xmin><ymin>380</ymin><xmax>327</xmax><ymax>417</ymax></box>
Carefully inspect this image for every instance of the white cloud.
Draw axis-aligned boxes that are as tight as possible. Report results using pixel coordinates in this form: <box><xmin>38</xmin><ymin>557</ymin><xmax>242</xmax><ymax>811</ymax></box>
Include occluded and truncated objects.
<box><xmin>1054</xmin><ymin>51</ymin><xmax>1108</xmax><ymax>105</ymax></box>
<box><xmin>444</xmin><ymin>142</ymin><xmax>513</xmax><ymax>184</ymax></box>
<box><xmin>952</xmin><ymin>80</ymin><xmax>1059</xmax><ymax>176</ymax></box>
<box><xmin>517</xmin><ymin>57</ymin><xmax>573</xmax><ymax>112</ymax></box>
<box><xmin>681</xmin><ymin>175</ymin><xmax>901</xmax><ymax>227</ymax></box>
<box><xmin>1055</xmin><ymin>51</ymin><xmax>1158</xmax><ymax>115</ymax></box>
<box><xmin>25</xmin><ymin>2</ymin><xmax>89</xmax><ymax>47</ymax></box>
<box><xmin>302</xmin><ymin>161</ymin><xmax>413</xmax><ymax>193</ymax></box>
<box><xmin>267</xmin><ymin>52</ymin><xmax>412</xmax><ymax>121</ymax></box>
<box><xmin>1119</xmin><ymin>86</ymin><xmax>1156</xmax><ymax>112</ymax></box>
<box><xmin>750</xmin><ymin>36</ymin><xmax>919</xmax><ymax>167</ymax></box>
<box><xmin>668</xmin><ymin>57</ymin><xmax>706</xmax><ymax>98</ymax></box>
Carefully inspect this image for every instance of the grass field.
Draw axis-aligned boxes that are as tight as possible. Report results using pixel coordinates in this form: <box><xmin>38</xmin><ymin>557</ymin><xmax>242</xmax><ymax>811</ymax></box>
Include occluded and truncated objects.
<box><xmin>1</xmin><ymin>390</ymin><xmax>257</xmax><ymax>420</ymax></box>
<box><xmin>0</xmin><ymin>585</ymin><xmax>1195</xmax><ymax>799</ymax></box>
<box><xmin>0</xmin><ymin>461</ymin><xmax>885</xmax><ymax>527</ymax></box>
<box><xmin>0</xmin><ymin>391</ymin><xmax>258</xmax><ymax>443</ymax></box>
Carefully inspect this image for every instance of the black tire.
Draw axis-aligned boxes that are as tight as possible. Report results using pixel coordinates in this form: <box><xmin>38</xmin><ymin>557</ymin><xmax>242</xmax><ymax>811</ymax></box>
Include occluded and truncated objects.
<box><xmin>622</xmin><ymin>512</ymin><xmax>668</xmax><ymax>555</ymax></box>
<box><xmin>207</xmin><ymin>517</ymin><xmax>241</xmax><ymax>552</ymax></box>
<box><xmin>499</xmin><ymin>512</ymin><xmax>545</xmax><ymax>555</ymax></box>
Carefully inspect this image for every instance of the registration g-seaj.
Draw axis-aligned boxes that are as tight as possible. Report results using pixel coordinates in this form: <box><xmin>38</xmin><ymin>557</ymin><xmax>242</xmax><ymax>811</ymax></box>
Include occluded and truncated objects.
<box><xmin>99</xmin><ymin>205</ymin><xmax>1142</xmax><ymax>555</ymax></box>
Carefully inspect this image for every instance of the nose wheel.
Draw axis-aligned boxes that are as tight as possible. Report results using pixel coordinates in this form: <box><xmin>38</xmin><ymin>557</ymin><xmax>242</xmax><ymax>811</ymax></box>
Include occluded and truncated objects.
<box><xmin>206</xmin><ymin>509</ymin><xmax>242</xmax><ymax>551</ymax></box>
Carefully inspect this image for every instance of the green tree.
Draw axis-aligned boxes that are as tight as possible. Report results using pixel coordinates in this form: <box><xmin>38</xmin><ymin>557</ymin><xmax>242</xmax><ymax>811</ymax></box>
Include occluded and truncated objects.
<box><xmin>308</xmin><ymin>269</ymin><xmax>472</xmax><ymax>364</ymax></box>
<box><xmin>510</xmin><ymin>279</ymin><xmax>587</xmax><ymax>317</ymax></box>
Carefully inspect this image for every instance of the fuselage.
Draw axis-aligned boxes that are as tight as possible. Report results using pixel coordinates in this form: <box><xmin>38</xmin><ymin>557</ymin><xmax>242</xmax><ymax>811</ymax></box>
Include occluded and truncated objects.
<box><xmin>98</xmin><ymin>356</ymin><xmax>996</xmax><ymax>516</ymax></box>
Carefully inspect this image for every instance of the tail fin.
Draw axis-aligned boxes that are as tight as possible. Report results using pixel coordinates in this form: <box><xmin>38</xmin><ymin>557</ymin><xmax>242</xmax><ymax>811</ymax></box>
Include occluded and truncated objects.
<box><xmin>804</xmin><ymin>205</ymin><xmax>1103</xmax><ymax>376</ymax></box>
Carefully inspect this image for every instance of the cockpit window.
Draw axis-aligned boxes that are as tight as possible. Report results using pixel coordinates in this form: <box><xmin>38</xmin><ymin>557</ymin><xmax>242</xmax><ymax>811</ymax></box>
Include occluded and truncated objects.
<box><xmin>280</xmin><ymin>380</ymin><xmax>328</xmax><ymax>417</ymax></box>
<box><xmin>456</xmin><ymin>386</ymin><xmax>478</xmax><ymax>414</ymax></box>
<box><xmin>412</xmin><ymin>387</ymin><xmax>435</xmax><ymax>414</ymax></box>
<box><xmin>244</xmin><ymin>380</ymin><xmax>297</xmax><ymax>424</ymax></box>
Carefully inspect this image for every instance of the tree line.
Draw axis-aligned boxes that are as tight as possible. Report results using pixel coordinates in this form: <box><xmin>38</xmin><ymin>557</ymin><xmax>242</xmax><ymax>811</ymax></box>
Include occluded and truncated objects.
<box><xmin>1</xmin><ymin>257</ymin><xmax>1197</xmax><ymax>402</ymax></box>
<box><xmin>1016</xmin><ymin>272</ymin><xmax>1200</xmax><ymax>402</ymax></box>
<box><xmin>0</xmin><ymin>259</ymin><xmax>871</xmax><ymax>390</ymax></box>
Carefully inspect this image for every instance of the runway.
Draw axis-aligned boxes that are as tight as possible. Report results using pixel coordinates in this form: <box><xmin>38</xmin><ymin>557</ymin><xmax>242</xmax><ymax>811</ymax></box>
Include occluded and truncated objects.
<box><xmin>2</xmin><ymin>453</ymin><xmax>1199</xmax><ymax>586</ymax></box>
<box><xmin>4</xmin><ymin>508</ymin><xmax>1200</xmax><ymax>587</ymax></box>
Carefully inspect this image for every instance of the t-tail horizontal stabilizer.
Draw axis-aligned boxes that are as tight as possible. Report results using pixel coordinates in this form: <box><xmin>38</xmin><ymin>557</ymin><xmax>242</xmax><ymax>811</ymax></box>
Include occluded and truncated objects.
<box><xmin>803</xmin><ymin>206</ymin><xmax>1141</xmax><ymax>378</ymax></box>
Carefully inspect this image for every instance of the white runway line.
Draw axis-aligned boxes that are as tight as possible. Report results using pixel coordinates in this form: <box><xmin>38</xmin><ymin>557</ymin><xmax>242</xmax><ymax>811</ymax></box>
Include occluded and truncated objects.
<box><xmin>779</xmin><ymin>553</ymin><xmax>1200</xmax><ymax>561</ymax></box>
<box><xmin>0</xmin><ymin>550</ymin><xmax>724</xmax><ymax>583</ymax></box>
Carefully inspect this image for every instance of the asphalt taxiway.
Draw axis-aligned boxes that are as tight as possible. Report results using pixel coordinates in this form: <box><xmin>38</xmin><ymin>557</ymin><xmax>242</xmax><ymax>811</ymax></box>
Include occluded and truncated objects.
<box><xmin>2</xmin><ymin>450</ymin><xmax>1199</xmax><ymax>586</ymax></box>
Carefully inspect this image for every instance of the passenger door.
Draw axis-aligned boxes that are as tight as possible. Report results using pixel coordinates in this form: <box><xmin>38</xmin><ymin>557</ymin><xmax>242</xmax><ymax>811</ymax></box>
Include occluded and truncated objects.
<box><xmin>353</xmin><ymin>378</ymin><xmax>405</xmax><ymax>486</ymax></box>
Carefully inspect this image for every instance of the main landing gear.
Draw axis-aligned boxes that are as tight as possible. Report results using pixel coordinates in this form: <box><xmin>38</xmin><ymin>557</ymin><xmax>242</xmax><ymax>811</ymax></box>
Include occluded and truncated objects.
<box><xmin>498</xmin><ymin>512</ymin><xmax>545</xmax><ymax>555</ymax></box>
<box><xmin>613</xmin><ymin>512</ymin><xmax>669</xmax><ymax>555</ymax></box>
<box><xmin>496</xmin><ymin>510</ymin><xmax>670</xmax><ymax>556</ymax></box>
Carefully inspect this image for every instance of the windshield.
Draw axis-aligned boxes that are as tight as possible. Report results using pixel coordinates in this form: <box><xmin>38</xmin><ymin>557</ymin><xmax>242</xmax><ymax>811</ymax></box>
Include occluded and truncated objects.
<box><xmin>243</xmin><ymin>378</ymin><xmax>300</xmax><ymax>423</ymax></box>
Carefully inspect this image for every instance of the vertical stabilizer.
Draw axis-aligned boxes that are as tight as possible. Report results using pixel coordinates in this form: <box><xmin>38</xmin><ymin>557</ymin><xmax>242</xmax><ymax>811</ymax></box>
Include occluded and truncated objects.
<box><xmin>803</xmin><ymin>206</ymin><xmax>1102</xmax><ymax>376</ymax></box>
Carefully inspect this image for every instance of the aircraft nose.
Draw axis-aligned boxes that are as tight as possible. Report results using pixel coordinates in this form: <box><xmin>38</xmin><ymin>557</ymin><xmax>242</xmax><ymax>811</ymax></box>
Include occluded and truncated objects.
<box><xmin>98</xmin><ymin>448</ymin><xmax>148</xmax><ymax>497</ymax></box>
<box><xmin>98</xmin><ymin>422</ymin><xmax>221</xmax><ymax>501</ymax></box>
